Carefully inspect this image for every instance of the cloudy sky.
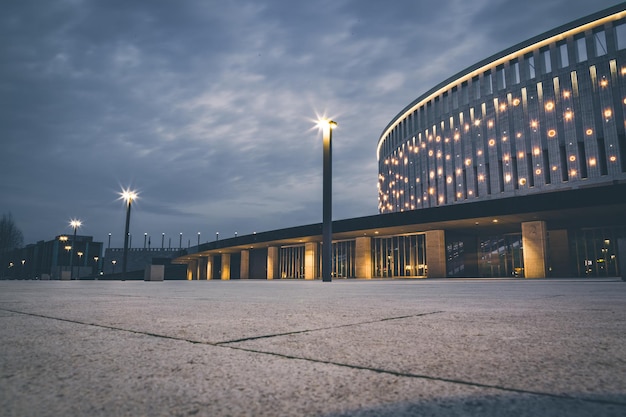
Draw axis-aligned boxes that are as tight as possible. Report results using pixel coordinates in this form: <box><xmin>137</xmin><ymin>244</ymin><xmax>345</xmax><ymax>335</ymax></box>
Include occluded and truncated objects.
<box><xmin>2</xmin><ymin>0</ymin><xmax>622</xmax><ymax>248</ymax></box>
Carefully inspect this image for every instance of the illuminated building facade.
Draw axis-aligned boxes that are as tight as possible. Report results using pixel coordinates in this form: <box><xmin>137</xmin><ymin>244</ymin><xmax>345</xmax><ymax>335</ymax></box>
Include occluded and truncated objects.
<box><xmin>176</xmin><ymin>5</ymin><xmax>626</xmax><ymax>280</ymax></box>
<box><xmin>377</xmin><ymin>5</ymin><xmax>626</xmax><ymax>212</ymax></box>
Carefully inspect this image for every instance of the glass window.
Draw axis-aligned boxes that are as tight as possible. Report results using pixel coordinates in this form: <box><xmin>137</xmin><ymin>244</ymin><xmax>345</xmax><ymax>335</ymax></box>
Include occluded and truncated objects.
<box><xmin>616</xmin><ymin>23</ymin><xmax>626</xmax><ymax>50</ymax></box>
<box><xmin>473</xmin><ymin>76</ymin><xmax>480</xmax><ymax>100</ymax></box>
<box><xmin>485</xmin><ymin>72</ymin><xmax>493</xmax><ymax>94</ymax></box>
<box><xmin>496</xmin><ymin>66</ymin><xmax>506</xmax><ymax>90</ymax></box>
<box><xmin>576</xmin><ymin>37</ymin><xmax>588</xmax><ymax>62</ymax></box>
<box><xmin>559</xmin><ymin>43</ymin><xmax>569</xmax><ymax>68</ymax></box>
<box><xmin>512</xmin><ymin>61</ymin><xmax>520</xmax><ymax>84</ymax></box>
<box><xmin>595</xmin><ymin>30</ymin><xmax>607</xmax><ymax>56</ymax></box>
<box><xmin>527</xmin><ymin>55</ymin><xmax>536</xmax><ymax>78</ymax></box>
<box><xmin>543</xmin><ymin>49</ymin><xmax>552</xmax><ymax>73</ymax></box>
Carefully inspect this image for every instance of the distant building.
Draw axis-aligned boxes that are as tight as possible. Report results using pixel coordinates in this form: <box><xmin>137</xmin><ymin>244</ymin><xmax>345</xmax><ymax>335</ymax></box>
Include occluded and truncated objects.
<box><xmin>176</xmin><ymin>4</ymin><xmax>626</xmax><ymax>279</ymax></box>
<box><xmin>102</xmin><ymin>247</ymin><xmax>185</xmax><ymax>277</ymax></box>
<box><xmin>2</xmin><ymin>235</ymin><xmax>103</xmax><ymax>280</ymax></box>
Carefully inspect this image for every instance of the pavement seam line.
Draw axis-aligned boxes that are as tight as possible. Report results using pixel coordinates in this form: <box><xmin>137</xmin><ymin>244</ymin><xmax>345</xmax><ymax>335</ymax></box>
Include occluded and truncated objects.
<box><xmin>221</xmin><ymin>344</ymin><xmax>626</xmax><ymax>408</ymax></box>
<box><xmin>214</xmin><ymin>311</ymin><xmax>445</xmax><ymax>345</ymax></box>
<box><xmin>3</xmin><ymin>307</ymin><xmax>625</xmax><ymax>408</ymax></box>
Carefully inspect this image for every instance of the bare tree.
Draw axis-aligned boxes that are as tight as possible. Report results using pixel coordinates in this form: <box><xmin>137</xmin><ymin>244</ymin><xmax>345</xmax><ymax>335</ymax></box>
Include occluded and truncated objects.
<box><xmin>0</xmin><ymin>212</ymin><xmax>24</xmax><ymax>253</ymax></box>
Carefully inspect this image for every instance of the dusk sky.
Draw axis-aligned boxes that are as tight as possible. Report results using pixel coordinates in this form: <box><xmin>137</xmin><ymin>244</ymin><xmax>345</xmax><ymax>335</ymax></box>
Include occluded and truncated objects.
<box><xmin>2</xmin><ymin>0</ymin><xmax>622</xmax><ymax>248</ymax></box>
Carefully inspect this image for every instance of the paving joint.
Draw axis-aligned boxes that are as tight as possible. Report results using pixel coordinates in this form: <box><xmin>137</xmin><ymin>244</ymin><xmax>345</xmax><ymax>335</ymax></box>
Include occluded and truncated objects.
<box><xmin>3</xmin><ymin>306</ymin><xmax>625</xmax><ymax>409</ymax></box>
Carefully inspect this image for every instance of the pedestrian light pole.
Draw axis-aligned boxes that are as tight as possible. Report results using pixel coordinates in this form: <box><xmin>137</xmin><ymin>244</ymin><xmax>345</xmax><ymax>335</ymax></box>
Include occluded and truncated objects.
<box><xmin>317</xmin><ymin>118</ymin><xmax>337</xmax><ymax>282</ymax></box>
<box><xmin>69</xmin><ymin>219</ymin><xmax>82</xmax><ymax>280</ymax></box>
<box><xmin>120</xmin><ymin>188</ymin><xmax>138</xmax><ymax>280</ymax></box>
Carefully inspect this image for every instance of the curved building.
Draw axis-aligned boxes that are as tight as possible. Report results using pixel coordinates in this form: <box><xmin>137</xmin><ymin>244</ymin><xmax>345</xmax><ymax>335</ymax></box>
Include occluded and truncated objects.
<box><xmin>176</xmin><ymin>5</ymin><xmax>626</xmax><ymax>280</ymax></box>
<box><xmin>378</xmin><ymin>5</ymin><xmax>626</xmax><ymax>213</ymax></box>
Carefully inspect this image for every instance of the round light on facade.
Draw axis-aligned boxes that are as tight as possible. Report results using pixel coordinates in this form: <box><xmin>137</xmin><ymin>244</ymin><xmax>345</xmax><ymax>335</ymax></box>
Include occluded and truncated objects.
<box><xmin>499</xmin><ymin>103</ymin><xmax>507</xmax><ymax>112</ymax></box>
<box><xmin>564</xmin><ymin>111</ymin><xmax>573</xmax><ymax>120</ymax></box>
<box><xmin>589</xmin><ymin>158</ymin><xmax>597</xmax><ymax>166</ymax></box>
<box><xmin>530</xmin><ymin>120</ymin><xmax>538</xmax><ymax>129</ymax></box>
<box><xmin>569</xmin><ymin>155</ymin><xmax>576</xmax><ymax>162</ymax></box>
<box><xmin>586</xmin><ymin>129</ymin><xmax>593</xmax><ymax>136</ymax></box>
<box><xmin>465</xmin><ymin>158</ymin><xmax>472</xmax><ymax>166</ymax></box>
<box><xmin>570</xmin><ymin>169</ymin><xmax>577</xmax><ymax>177</ymax></box>
<box><xmin>600</xmin><ymin>79</ymin><xmax>608</xmax><ymax>87</ymax></box>
<box><xmin>610</xmin><ymin>155</ymin><xmax>617</xmax><ymax>162</ymax></box>
<box><xmin>563</xmin><ymin>91</ymin><xmax>570</xmax><ymax>98</ymax></box>
<box><xmin>504</xmin><ymin>174</ymin><xmax>511</xmax><ymax>182</ymax></box>
<box><xmin>519</xmin><ymin>178</ymin><xmax>527</xmax><ymax>186</ymax></box>
<box><xmin>547</xmin><ymin>129</ymin><xmax>557</xmax><ymax>138</ymax></box>
<box><xmin>489</xmin><ymin>139</ymin><xmax>496</xmax><ymax>146</ymax></box>
<box><xmin>545</xmin><ymin>101</ymin><xmax>554</xmax><ymax>111</ymax></box>
<box><xmin>513</xmin><ymin>98</ymin><xmax>520</xmax><ymax>106</ymax></box>
<box><xmin>604</xmin><ymin>109</ymin><xmax>613</xmax><ymax>119</ymax></box>
<box><xmin>536</xmin><ymin>168</ymin><xmax>542</xmax><ymax>175</ymax></box>
<box><xmin>533</xmin><ymin>148</ymin><xmax>541</xmax><ymax>156</ymax></box>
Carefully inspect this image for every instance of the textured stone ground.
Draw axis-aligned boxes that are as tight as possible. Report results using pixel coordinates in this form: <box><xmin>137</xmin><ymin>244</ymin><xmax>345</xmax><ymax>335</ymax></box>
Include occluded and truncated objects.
<box><xmin>1</xmin><ymin>279</ymin><xmax>625</xmax><ymax>416</ymax></box>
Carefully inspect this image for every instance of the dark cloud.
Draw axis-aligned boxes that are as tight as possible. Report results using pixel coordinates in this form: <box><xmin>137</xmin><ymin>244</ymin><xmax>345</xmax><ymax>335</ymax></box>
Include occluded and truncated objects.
<box><xmin>1</xmin><ymin>0</ymin><xmax>622</xmax><ymax>247</ymax></box>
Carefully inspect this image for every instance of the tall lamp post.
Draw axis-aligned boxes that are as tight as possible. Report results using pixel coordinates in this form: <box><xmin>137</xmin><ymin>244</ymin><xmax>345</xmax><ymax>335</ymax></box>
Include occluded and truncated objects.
<box><xmin>318</xmin><ymin>119</ymin><xmax>337</xmax><ymax>282</ymax></box>
<box><xmin>120</xmin><ymin>188</ymin><xmax>138</xmax><ymax>280</ymax></box>
<box><xmin>69</xmin><ymin>219</ymin><xmax>82</xmax><ymax>280</ymax></box>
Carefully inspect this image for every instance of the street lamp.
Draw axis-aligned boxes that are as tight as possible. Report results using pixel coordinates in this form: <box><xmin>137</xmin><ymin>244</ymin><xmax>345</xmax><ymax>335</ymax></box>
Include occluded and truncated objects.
<box><xmin>94</xmin><ymin>256</ymin><xmax>99</xmax><ymax>278</ymax></box>
<box><xmin>69</xmin><ymin>219</ymin><xmax>82</xmax><ymax>280</ymax></box>
<box><xmin>120</xmin><ymin>188</ymin><xmax>138</xmax><ymax>280</ymax></box>
<box><xmin>317</xmin><ymin>118</ymin><xmax>337</xmax><ymax>282</ymax></box>
<box><xmin>77</xmin><ymin>251</ymin><xmax>83</xmax><ymax>279</ymax></box>
<box><xmin>197</xmin><ymin>232</ymin><xmax>201</xmax><ymax>246</ymax></box>
<box><xmin>112</xmin><ymin>259</ymin><xmax>117</xmax><ymax>274</ymax></box>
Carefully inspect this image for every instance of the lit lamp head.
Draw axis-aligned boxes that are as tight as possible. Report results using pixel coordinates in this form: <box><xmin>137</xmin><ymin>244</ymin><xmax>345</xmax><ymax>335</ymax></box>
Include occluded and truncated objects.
<box><xmin>69</xmin><ymin>219</ymin><xmax>82</xmax><ymax>230</ymax></box>
<box><xmin>316</xmin><ymin>118</ymin><xmax>337</xmax><ymax>131</ymax></box>
<box><xmin>120</xmin><ymin>188</ymin><xmax>138</xmax><ymax>205</ymax></box>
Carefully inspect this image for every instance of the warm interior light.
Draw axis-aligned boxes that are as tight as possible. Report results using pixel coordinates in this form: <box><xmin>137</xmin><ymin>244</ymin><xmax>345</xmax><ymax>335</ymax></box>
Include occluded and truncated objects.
<box><xmin>530</xmin><ymin>120</ymin><xmax>538</xmax><ymax>129</ymax></box>
<box><xmin>504</xmin><ymin>174</ymin><xmax>511</xmax><ymax>182</ymax></box>
<box><xmin>533</xmin><ymin>148</ymin><xmax>541</xmax><ymax>156</ymax></box>
<box><xmin>563</xmin><ymin>91</ymin><xmax>570</xmax><ymax>98</ymax></box>
<box><xmin>564</xmin><ymin>111</ymin><xmax>573</xmax><ymax>120</ymax></box>
<box><xmin>604</xmin><ymin>109</ymin><xmax>613</xmax><ymax>118</ymax></box>
<box><xmin>589</xmin><ymin>158</ymin><xmax>597</xmax><ymax>166</ymax></box>
<box><xmin>600</xmin><ymin>79</ymin><xmax>608</xmax><ymax>87</ymax></box>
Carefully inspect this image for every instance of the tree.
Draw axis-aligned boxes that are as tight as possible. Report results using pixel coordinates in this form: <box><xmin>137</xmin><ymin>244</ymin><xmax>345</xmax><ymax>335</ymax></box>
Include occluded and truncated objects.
<box><xmin>0</xmin><ymin>212</ymin><xmax>24</xmax><ymax>253</ymax></box>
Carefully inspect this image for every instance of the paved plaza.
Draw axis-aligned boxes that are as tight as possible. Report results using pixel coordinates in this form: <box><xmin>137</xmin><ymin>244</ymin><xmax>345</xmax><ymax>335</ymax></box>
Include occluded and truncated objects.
<box><xmin>1</xmin><ymin>279</ymin><xmax>625</xmax><ymax>416</ymax></box>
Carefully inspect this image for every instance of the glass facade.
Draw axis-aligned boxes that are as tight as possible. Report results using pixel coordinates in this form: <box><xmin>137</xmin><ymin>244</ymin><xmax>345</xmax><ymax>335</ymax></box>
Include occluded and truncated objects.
<box><xmin>372</xmin><ymin>234</ymin><xmax>426</xmax><ymax>278</ymax></box>
<box><xmin>279</xmin><ymin>245</ymin><xmax>305</xmax><ymax>279</ymax></box>
<box><xmin>571</xmin><ymin>226</ymin><xmax>625</xmax><ymax>277</ymax></box>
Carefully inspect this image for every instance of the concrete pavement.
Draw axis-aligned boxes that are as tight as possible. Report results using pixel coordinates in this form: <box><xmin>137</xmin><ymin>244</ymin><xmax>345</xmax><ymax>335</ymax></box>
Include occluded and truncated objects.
<box><xmin>1</xmin><ymin>279</ymin><xmax>625</xmax><ymax>416</ymax></box>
